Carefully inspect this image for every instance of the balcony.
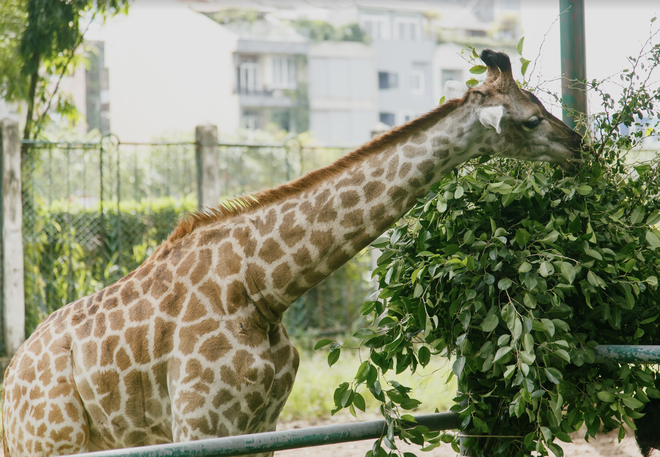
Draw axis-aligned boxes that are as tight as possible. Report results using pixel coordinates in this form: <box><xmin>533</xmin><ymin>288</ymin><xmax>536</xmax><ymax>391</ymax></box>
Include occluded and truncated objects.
<box><xmin>235</xmin><ymin>86</ymin><xmax>296</xmax><ymax>108</ymax></box>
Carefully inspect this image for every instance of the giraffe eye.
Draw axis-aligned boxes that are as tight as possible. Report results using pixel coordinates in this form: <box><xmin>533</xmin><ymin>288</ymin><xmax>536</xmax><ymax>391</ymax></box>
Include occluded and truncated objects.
<box><xmin>522</xmin><ymin>116</ymin><xmax>542</xmax><ymax>130</ymax></box>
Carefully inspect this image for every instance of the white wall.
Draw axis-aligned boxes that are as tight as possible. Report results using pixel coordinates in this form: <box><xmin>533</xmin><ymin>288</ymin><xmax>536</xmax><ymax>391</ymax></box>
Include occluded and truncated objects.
<box><xmin>89</xmin><ymin>0</ymin><xmax>239</xmax><ymax>142</ymax></box>
<box><xmin>309</xmin><ymin>41</ymin><xmax>377</xmax><ymax>146</ymax></box>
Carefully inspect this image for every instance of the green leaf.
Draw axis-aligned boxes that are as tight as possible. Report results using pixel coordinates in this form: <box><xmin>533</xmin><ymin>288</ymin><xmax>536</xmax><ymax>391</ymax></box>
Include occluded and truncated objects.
<box><xmin>481</xmin><ymin>314</ymin><xmax>499</xmax><ymax>332</ymax></box>
<box><xmin>314</xmin><ymin>338</ymin><xmax>334</xmax><ymax>350</ymax></box>
<box><xmin>328</xmin><ymin>348</ymin><xmax>341</xmax><ymax>367</ymax></box>
<box><xmin>630</xmin><ymin>206</ymin><xmax>646</xmax><ymax>224</ymax></box>
<box><xmin>576</xmin><ymin>184</ymin><xmax>592</xmax><ymax>195</ymax></box>
<box><xmin>541</xmin><ymin>230</ymin><xmax>559</xmax><ymax>243</ymax></box>
<box><xmin>646</xmin><ymin>230</ymin><xmax>660</xmax><ymax>249</ymax></box>
<box><xmin>523</xmin><ymin>293</ymin><xmax>537</xmax><ymax>308</ymax></box>
<box><xmin>360</xmin><ymin>301</ymin><xmax>376</xmax><ymax>316</ymax></box>
<box><xmin>539</xmin><ymin>261</ymin><xmax>554</xmax><ymax>277</ymax></box>
<box><xmin>494</xmin><ymin>346</ymin><xmax>513</xmax><ymax>363</ymax></box>
<box><xmin>515</xmin><ymin>228</ymin><xmax>530</xmax><ymax>247</ymax></box>
<box><xmin>597</xmin><ymin>391</ymin><xmax>616</xmax><ymax>402</ymax></box>
<box><xmin>498</xmin><ymin>278</ymin><xmax>512</xmax><ymax>290</ymax></box>
<box><xmin>555</xmin><ymin>348</ymin><xmax>570</xmax><ymax>363</ymax></box>
<box><xmin>418</xmin><ymin>346</ymin><xmax>431</xmax><ymax>366</ymax></box>
<box><xmin>584</xmin><ymin>248</ymin><xmax>602</xmax><ymax>260</ymax></box>
<box><xmin>541</xmin><ymin>318</ymin><xmax>555</xmax><ymax>336</ymax></box>
<box><xmin>622</xmin><ymin>397</ymin><xmax>644</xmax><ymax>409</ymax></box>
<box><xmin>520</xmin><ymin>57</ymin><xmax>531</xmax><ymax>76</ymax></box>
<box><xmin>470</xmin><ymin>65</ymin><xmax>487</xmax><ymax>74</ymax></box>
<box><xmin>353</xmin><ymin>393</ymin><xmax>366</xmax><ymax>411</ymax></box>
<box><xmin>466</xmin><ymin>78</ymin><xmax>479</xmax><ymax>87</ymax></box>
<box><xmin>544</xmin><ymin>367</ymin><xmax>563</xmax><ymax>384</ymax></box>
<box><xmin>587</xmin><ymin>270</ymin><xmax>606</xmax><ymax>288</ymax></box>
<box><xmin>518</xmin><ymin>261</ymin><xmax>532</xmax><ymax>273</ymax></box>
<box><xmin>356</xmin><ymin>361</ymin><xmax>371</xmax><ymax>382</ymax></box>
<box><xmin>516</xmin><ymin>36</ymin><xmax>525</xmax><ymax>55</ymax></box>
<box><xmin>646</xmin><ymin>210</ymin><xmax>660</xmax><ymax>225</ymax></box>
<box><xmin>354</xmin><ymin>328</ymin><xmax>376</xmax><ymax>338</ymax></box>
<box><xmin>646</xmin><ymin>276</ymin><xmax>658</xmax><ymax>286</ymax></box>
<box><xmin>560</xmin><ymin>262</ymin><xmax>576</xmax><ymax>284</ymax></box>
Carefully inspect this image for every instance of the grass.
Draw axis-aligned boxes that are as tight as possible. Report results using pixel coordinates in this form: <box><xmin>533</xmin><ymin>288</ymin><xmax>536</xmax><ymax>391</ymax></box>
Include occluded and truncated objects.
<box><xmin>281</xmin><ymin>341</ymin><xmax>457</xmax><ymax>422</ymax></box>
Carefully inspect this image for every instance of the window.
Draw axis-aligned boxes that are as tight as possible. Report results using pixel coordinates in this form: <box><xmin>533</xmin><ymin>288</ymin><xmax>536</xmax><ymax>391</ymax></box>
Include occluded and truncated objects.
<box><xmin>272</xmin><ymin>56</ymin><xmax>296</xmax><ymax>89</ymax></box>
<box><xmin>238</xmin><ymin>56</ymin><xmax>259</xmax><ymax>94</ymax></box>
<box><xmin>242</xmin><ymin>110</ymin><xmax>259</xmax><ymax>130</ymax></box>
<box><xmin>361</xmin><ymin>15</ymin><xmax>389</xmax><ymax>40</ymax></box>
<box><xmin>395</xmin><ymin>18</ymin><xmax>420</xmax><ymax>41</ymax></box>
<box><xmin>378</xmin><ymin>71</ymin><xmax>399</xmax><ymax>90</ymax></box>
<box><xmin>410</xmin><ymin>70</ymin><xmax>424</xmax><ymax>94</ymax></box>
<box><xmin>379</xmin><ymin>112</ymin><xmax>396</xmax><ymax>126</ymax></box>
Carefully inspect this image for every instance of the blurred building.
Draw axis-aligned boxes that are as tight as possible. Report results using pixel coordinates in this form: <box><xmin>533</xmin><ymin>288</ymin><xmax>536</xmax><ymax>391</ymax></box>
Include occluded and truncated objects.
<box><xmin>83</xmin><ymin>0</ymin><xmax>239</xmax><ymax>142</ymax></box>
<box><xmin>308</xmin><ymin>42</ymin><xmax>377</xmax><ymax>146</ymax></box>
<box><xmin>54</xmin><ymin>0</ymin><xmax>520</xmax><ymax>144</ymax></box>
<box><xmin>223</xmin><ymin>15</ymin><xmax>309</xmax><ymax>133</ymax></box>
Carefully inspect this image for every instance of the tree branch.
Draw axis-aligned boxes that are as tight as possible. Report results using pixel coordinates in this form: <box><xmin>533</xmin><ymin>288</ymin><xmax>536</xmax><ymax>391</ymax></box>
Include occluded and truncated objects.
<box><xmin>33</xmin><ymin>11</ymin><xmax>97</xmax><ymax>138</ymax></box>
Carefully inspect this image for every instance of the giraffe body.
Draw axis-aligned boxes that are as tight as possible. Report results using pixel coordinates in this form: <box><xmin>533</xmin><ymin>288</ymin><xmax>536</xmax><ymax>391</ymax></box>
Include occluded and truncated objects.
<box><xmin>2</xmin><ymin>50</ymin><xmax>583</xmax><ymax>457</ymax></box>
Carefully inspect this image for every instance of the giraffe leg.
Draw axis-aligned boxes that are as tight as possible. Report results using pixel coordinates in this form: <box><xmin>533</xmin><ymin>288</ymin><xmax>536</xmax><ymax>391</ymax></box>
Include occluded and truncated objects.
<box><xmin>2</xmin><ymin>351</ymin><xmax>93</xmax><ymax>457</ymax></box>
<box><xmin>244</xmin><ymin>324</ymin><xmax>300</xmax><ymax>457</ymax></box>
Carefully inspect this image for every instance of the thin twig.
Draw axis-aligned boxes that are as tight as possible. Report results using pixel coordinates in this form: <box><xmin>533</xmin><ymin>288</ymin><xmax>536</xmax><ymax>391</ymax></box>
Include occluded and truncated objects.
<box><xmin>33</xmin><ymin>11</ymin><xmax>97</xmax><ymax>137</ymax></box>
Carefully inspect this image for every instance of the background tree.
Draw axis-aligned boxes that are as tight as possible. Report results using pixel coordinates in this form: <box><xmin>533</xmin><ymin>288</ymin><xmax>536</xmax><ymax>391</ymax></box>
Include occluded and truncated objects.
<box><xmin>0</xmin><ymin>0</ymin><xmax>129</xmax><ymax>146</ymax></box>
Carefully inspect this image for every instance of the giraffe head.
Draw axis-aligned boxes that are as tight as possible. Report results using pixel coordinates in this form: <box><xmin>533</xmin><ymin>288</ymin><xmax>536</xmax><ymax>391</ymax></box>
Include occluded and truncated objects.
<box><xmin>448</xmin><ymin>49</ymin><xmax>583</xmax><ymax>170</ymax></box>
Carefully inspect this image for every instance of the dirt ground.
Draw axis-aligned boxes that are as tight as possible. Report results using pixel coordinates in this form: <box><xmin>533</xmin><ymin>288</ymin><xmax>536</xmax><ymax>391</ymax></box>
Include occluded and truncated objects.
<box><xmin>0</xmin><ymin>420</ymin><xmax>643</xmax><ymax>457</ymax></box>
<box><xmin>276</xmin><ymin>418</ymin><xmax>643</xmax><ymax>457</ymax></box>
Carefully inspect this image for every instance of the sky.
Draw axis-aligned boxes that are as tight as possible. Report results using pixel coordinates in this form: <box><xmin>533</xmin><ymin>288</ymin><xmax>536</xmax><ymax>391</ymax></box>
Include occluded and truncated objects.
<box><xmin>519</xmin><ymin>0</ymin><xmax>660</xmax><ymax>117</ymax></box>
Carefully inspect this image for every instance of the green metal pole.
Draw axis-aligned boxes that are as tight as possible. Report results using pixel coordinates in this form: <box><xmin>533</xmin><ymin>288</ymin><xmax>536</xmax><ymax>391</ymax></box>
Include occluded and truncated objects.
<box><xmin>593</xmin><ymin>345</ymin><xmax>660</xmax><ymax>364</ymax></box>
<box><xmin>74</xmin><ymin>413</ymin><xmax>460</xmax><ymax>457</ymax></box>
<box><xmin>559</xmin><ymin>0</ymin><xmax>587</xmax><ymax>130</ymax></box>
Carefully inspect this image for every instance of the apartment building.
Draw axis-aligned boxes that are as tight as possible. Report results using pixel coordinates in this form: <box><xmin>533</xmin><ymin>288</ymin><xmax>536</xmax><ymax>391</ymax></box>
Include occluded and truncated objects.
<box><xmin>46</xmin><ymin>0</ymin><xmax>520</xmax><ymax>144</ymax></box>
<box><xmin>222</xmin><ymin>14</ymin><xmax>309</xmax><ymax>133</ymax></box>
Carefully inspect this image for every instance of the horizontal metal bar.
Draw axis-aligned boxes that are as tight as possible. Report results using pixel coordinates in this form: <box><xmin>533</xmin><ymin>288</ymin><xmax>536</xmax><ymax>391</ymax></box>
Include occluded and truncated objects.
<box><xmin>21</xmin><ymin>140</ymin><xmax>101</xmax><ymax>148</ymax></box>
<box><xmin>75</xmin><ymin>412</ymin><xmax>459</xmax><ymax>457</ymax></box>
<box><xmin>594</xmin><ymin>345</ymin><xmax>660</xmax><ymax>363</ymax></box>
<box><xmin>21</xmin><ymin>140</ymin><xmax>353</xmax><ymax>149</ymax></box>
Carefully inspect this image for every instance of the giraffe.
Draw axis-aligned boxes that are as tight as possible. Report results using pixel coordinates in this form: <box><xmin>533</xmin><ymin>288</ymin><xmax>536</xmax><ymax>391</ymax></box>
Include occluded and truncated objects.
<box><xmin>2</xmin><ymin>50</ymin><xmax>582</xmax><ymax>457</ymax></box>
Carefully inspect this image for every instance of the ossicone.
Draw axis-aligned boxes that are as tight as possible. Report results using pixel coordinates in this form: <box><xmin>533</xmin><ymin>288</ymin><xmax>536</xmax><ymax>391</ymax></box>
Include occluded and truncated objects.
<box><xmin>480</xmin><ymin>49</ymin><xmax>514</xmax><ymax>87</ymax></box>
<box><xmin>480</xmin><ymin>49</ymin><xmax>512</xmax><ymax>73</ymax></box>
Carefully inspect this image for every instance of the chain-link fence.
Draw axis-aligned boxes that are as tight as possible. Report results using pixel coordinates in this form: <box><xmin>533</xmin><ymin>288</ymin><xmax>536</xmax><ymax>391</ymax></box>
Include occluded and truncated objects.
<box><xmin>20</xmin><ymin>137</ymin><xmax>369</xmax><ymax>337</ymax></box>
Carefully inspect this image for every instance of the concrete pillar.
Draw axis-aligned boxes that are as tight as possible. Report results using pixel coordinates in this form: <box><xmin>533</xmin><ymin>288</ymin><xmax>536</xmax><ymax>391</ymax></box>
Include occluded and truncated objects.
<box><xmin>195</xmin><ymin>124</ymin><xmax>221</xmax><ymax>210</ymax></box>
<box><xmin>1</xmin><ymin>118</ymin><xmax>25</xmax><ymax>358</ymax></box>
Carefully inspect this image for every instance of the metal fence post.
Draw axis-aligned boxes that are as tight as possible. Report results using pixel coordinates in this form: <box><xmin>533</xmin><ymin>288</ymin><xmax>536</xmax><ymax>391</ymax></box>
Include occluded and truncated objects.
<box><xmin>195</xmin><ymin>125</ymin><xmax>221</xmax><ymax>210</ymax></box>
<box><xmin>1</xmin><ymin>118</ymin><xmax>25</xmax><ymax>362</ymax></box>
<box><xmin>559</xmin><ymin>0</ymin><xmax>587</xmax><ymax>130</ymax></box>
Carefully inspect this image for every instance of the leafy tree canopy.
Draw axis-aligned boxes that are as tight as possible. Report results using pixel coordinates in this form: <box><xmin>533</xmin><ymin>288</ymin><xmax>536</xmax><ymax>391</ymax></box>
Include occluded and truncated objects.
<box><xmin>290</xmin><ymin>18</ymin><xmax>369</xmax><ymax>43</ymax></box>
<box><xmin>320</xmin><ymin>29</ymin><xmax>660</xmax><ymax>457</ymax></box>
<box><xmin>0</xmin><ymin>0</ymin><xmax>128</xmax><ymax>141</ymax></box>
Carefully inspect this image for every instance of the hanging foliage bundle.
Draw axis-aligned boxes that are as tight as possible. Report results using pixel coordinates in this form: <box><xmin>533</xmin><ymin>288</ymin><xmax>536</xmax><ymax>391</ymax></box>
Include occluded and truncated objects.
<box><xmin>320</xmin><ymin>30</ymin><xmax>660</xmax><ymax>457</ymax></box>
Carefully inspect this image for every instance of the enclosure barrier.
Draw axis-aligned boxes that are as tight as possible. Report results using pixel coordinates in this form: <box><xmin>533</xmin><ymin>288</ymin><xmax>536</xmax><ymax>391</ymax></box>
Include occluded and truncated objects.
<box><xmin>64</xmin><ymin>345</ymin><xmax>660</xmax><ymax>457</ymax></box>
<box><xmin>75</xmin><ymin>413</ymin><xmax>460</xmax><ymax>457</ymax></box>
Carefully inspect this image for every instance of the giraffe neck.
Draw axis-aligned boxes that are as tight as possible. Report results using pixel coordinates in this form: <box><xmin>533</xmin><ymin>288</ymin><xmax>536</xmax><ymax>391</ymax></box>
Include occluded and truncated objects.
<box><xmin>187</xmin><ymin>100</ymin><xmax>483</xmax><ymax>322</ymax></box>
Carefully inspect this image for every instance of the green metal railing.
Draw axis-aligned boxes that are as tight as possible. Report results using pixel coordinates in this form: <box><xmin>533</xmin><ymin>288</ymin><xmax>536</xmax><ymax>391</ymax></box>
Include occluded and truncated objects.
<box><xmin>76</xmin><ymin>413</ymin><xmax>460</xmax><ymax>457</ymax></box>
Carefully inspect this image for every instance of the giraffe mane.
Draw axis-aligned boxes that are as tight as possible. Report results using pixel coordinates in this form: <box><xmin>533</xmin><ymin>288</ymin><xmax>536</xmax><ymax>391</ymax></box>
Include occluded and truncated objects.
<box><xmin>168</xmin><ymin>97</ymin><xmax>464</xmax><ymax>243</ymax></box>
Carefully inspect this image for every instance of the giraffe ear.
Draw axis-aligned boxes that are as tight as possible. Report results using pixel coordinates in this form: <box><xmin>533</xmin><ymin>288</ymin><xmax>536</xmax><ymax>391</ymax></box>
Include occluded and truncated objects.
<box><xmin>479</xmin><ymin>105</ymin><xmax>504</xmax><ymax>134</ymax></box>
<box><xmin>444</xmin><ymin>81</ymin><xmax>468</xmax><ymax>101</ymax></box>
